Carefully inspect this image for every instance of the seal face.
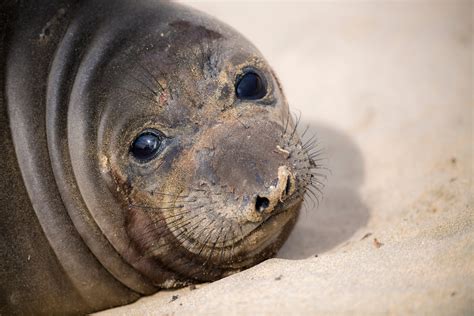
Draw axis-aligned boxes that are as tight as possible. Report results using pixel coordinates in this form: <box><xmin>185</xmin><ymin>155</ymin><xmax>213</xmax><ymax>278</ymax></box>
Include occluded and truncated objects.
<box><xmin>93</xmin><ymin>15</ymin><xmax>317</xmax><ymax>285</ymax></box>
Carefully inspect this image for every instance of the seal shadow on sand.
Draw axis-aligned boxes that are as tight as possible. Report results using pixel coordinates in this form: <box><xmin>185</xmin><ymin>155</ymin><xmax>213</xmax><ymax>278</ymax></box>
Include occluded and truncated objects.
<box><xmin>277</xmin><ymin>121</ymin><xmax>369</xmax><ymax>259</ymax></box>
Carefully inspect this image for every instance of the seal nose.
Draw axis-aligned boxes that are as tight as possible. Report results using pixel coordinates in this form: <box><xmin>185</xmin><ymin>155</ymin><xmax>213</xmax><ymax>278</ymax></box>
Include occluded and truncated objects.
<box><xmin>255</xmin><ymin>195</ymin><xmax>270</xmax><ymax>213</ymax></box>
<box><xmin>254</xmin><ymin>166</ymin><xmax>295</xmax><ymax>214</ymax></box>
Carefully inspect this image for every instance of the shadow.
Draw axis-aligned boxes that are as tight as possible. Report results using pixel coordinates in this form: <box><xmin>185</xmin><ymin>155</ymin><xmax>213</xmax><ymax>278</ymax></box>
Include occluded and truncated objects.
<box><xmin>277</xmin><ymin>120</ymin><xmax>370</xmax><ymax>259</ymax></box>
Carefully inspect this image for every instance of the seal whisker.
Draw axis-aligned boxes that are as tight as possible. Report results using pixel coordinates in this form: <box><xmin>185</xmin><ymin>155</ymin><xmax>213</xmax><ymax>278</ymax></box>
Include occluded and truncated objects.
<box><xmin>302</xmin><ymin>137</ymin><xmax>319</xmax><ymax>151</ymax></box>
<box><xmin>308</xmin><ymin>150</ymin><xmax>325</xmax><ymax>159</ymax></box>
<box><xmin>306</xmin><ymin>186</ymin><xmax>322</xmax><ymax>208</ymax></box>
<box><xmin>134</xmin><ymin>208</ymin><xmax>207</xmax><ymax>252</ymax></box>
<box><xmin>289</xmin><ymin>110</ymin><xmax>302</xmax><ymax>141</ymax></box>
<box><xmin>149</xmin><ymin>191</ymin><xmax>190</xmax><ymax>198</ymax></box>
<box><xmin>155</xmin><ymin>205</ymin><xmax>218</xmax><ymax>227</ymax></box>
<box><xmin>165</xmin><ymin>220</ymin><xmax>195</xmax><ymax>243</ymax></box>
<box><xmin>300</xmin><ymin>124</ymin><xmax>311</xmax><ymax>140</ymax></box>
<box><xmin>306</xmin><ymin>165</ymin><xmax>329</xmax><ymax>179</ymax></box>
<box><xmin>304</xmin><ymin>137</ymin><xmax>322</xmax><ymax>148</ymax></box>
<box><xmin>159</xmin><ymin>199</ymin><xmax>198</xmax><ymax>205</ymax></box>
<box><xmin>150</xmin><ymin>205</ymin><xmax>218</xmax><ymax>230</ymax></box>
<box><xmin>309</xmin><ymin>165</ymin><xmax>330</xmax><ymax>174</ymax></box>
<box><xmin>308</xmin><ymin>184</ymin><xmax>325</xmax><ymax>196</ymax></box>
<box><xmin>306</xmin><ymin>144</ymin><xmax>324</xmax><ymax>154</ymax></box>
<box><xmin>236</xmin><ymin>220</ymin><xmax>245</xmax><ymax>244</ymax></box>
<box><xmin>147</xmin><ymin>203</ymin><xmax>214</xmax><ymax>224</ymax></box>
<box><xmin>229</xmin><ymin>222</ymin><xmax>237</xmax><ymax>264</ymax></box>
<box><xmin>308</xmin><ymin>157</ymin><xmax>328</xmax><ymax>163</ymax></box>
<box><xmin>218</xmin><ymin>225</ymin><xmax>230</xmax><ymax>265</ymax></box>
<box><xmin>301</xmin><ymin>131</ymin><xmax>319</xmax><ymax>145</ymax></box>
<box><xmin>309</xmin><ymin>171</ymin><xmax>328</xmax><ymax>179</ymax></box>
<box><xmin>118</xmin><ymin>86</ymin><xmax>162</xmax><ymax>106</ymax></box>
<box><xmin>125</xmin><ymin>215</ymin><xmax>185</xmax><ymax>259</ymax></box>
<box><xmin>197</xmin><ymin>222</ymin><xmax>217</xmax><ymax>257</ymax></box>
<box><xmin>142</xmin><ymin>213</ymin><xmax>187</xmax><ymax>235</ymax></box>
<box><xmin>130</xmin><ymin>204</ymin><xmax>185</xmax><ymax>211</ymax></box>
<box><xmin>293</xmin><ymin>186</ymin><xmax>315</xmax><ymax>209</ymax></box>
<box><xmin>308</xmin><ymin>176</ymin><xmax>326</xmax><ymax>188</ymax></box>
<box><xmin>281</xmin><ymin>107</ymin><xmax>292</xmax><ymax>137</ymax></box>
<box><xmin>135</xmin><ymin>220</ymin><xmax>187</xmax><ymax>253</ymax></box>
<box><xmin>182</xmin><ymin>219</ymin><xmax>213</xmax><ymax>254</ymax></box>
<box><xmin>124</xmin><ymin>70</ymin><xmax>160</xmax><ymax>98</ymax></box>
<box><xmin>202</xmin><ymin>225</ymin><xmax>223</xmax><ymax>267</ymax></box>
<box><xmin>134</xmin><ymin>60</ymin><xmax>166</xmax><ymax>94</ymax></box>
<box><xmin>178</xmin><ymin>219</ymin><xmax>207</xmax><ymax>246</ymax></box>
<box><xmin>141</xmin><ymin>219</ymin><xmax>194</xmax><ymax>257</ymax></box>
<box><xmin>127</xmin><ymin>205</ymin><xmax>203</xmax><ymax>244</ymax></box>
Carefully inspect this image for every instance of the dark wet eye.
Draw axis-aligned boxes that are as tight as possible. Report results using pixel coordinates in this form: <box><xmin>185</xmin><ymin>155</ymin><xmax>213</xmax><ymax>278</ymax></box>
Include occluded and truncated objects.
<box><xmin>235</xmin><ymin>71</ymin><xmax>267</xmax><ymax>100</ymax></box>
<box><xmin>130</xmin><ymin>131</ymin><xmax>163</xmax><ymax>161</ymax></box>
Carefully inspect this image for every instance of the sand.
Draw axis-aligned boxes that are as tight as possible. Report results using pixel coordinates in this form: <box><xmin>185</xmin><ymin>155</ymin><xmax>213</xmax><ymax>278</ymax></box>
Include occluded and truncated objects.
<box><xmin>97</xmin><ymin>1</ymin><xmax>473</xmax><ymax>315</ymax></box>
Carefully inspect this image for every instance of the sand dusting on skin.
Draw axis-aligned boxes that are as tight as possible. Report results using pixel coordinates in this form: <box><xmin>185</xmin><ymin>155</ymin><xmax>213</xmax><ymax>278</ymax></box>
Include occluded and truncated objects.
<box><xmin>97</xmin><ymin>1</ymin><xmax>473</xmax><ymax>315</ymax></box>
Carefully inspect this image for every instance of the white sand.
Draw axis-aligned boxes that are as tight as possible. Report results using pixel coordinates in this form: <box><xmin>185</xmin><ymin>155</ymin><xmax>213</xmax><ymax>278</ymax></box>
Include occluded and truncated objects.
<box><xmin>97</xmin><ymin>1</ymin><xmax>473</xmax><ymax>315</ymax></box>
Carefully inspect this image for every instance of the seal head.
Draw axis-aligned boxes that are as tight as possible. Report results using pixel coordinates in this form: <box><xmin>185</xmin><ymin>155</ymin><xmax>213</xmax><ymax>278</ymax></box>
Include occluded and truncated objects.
<box><xmin>64</xmin><ymin>3</ymin><xmax>318</xmax><ymax>286</ymax></box>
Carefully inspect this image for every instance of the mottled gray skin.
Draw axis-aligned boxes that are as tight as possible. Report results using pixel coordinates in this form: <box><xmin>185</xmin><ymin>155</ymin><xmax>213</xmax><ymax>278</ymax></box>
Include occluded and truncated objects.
<box><xmin>0</xmin><ymin>0</ymin><xmax>317</xmax><ymax>314</ymax></box>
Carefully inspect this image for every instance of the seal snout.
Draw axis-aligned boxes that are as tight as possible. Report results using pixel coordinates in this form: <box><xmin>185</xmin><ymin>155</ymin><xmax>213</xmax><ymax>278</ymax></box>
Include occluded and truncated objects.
<box><xmin>190</xmin><ymin>118</ymin><xmax>302</xmax><ymax>223</ymax></box>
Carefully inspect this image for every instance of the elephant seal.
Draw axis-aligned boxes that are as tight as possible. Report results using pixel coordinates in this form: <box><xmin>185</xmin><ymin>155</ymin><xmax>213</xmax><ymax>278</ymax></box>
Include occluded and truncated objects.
<box><xmin>0</xmin><ymin>0</ymin><xmax>323</xmax><ymax>314</ymax></box>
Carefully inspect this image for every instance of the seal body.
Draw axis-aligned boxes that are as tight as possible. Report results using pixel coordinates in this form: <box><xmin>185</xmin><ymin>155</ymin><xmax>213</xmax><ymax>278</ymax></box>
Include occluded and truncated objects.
<box><xmin>0</xmin><ymin>0</ymin><xmax>319</xmax><ymax>314</ymax></box>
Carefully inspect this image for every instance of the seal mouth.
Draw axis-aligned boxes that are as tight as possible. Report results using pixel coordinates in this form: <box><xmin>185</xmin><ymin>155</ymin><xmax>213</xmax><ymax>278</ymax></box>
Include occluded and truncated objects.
<box><xmin>197</xmin><ymin>190</ymin><xmax>303</xmax><ymax>250</ymax></box>
<box><xmin>197</xmin><ymin>192</ymin><xmax>303</xmax><ymax>269</ymax></box>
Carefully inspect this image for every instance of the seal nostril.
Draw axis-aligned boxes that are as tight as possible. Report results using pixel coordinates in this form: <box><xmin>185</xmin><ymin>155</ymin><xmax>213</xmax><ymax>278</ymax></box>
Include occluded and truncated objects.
<box><xmin>255</xmin><ymin>195</ymin><xmax>270</xmax><ymax>213</ymax></box>
<box><xmin>284</xmin><ymin>175</ymin><xmax>291</xmax><ymax>196</ymax></box>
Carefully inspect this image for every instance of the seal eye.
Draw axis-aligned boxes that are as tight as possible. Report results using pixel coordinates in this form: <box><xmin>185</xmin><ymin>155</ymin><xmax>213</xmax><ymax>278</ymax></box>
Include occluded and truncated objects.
<box><xmin>130</xmin><ymin>131</ymin><xmax>163</xmax><ymax>161</ymax></box>
<box><xmin>235</xmin><ymin>71</ymin><xmax>267</xmax><ymax>100</ymax></box>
